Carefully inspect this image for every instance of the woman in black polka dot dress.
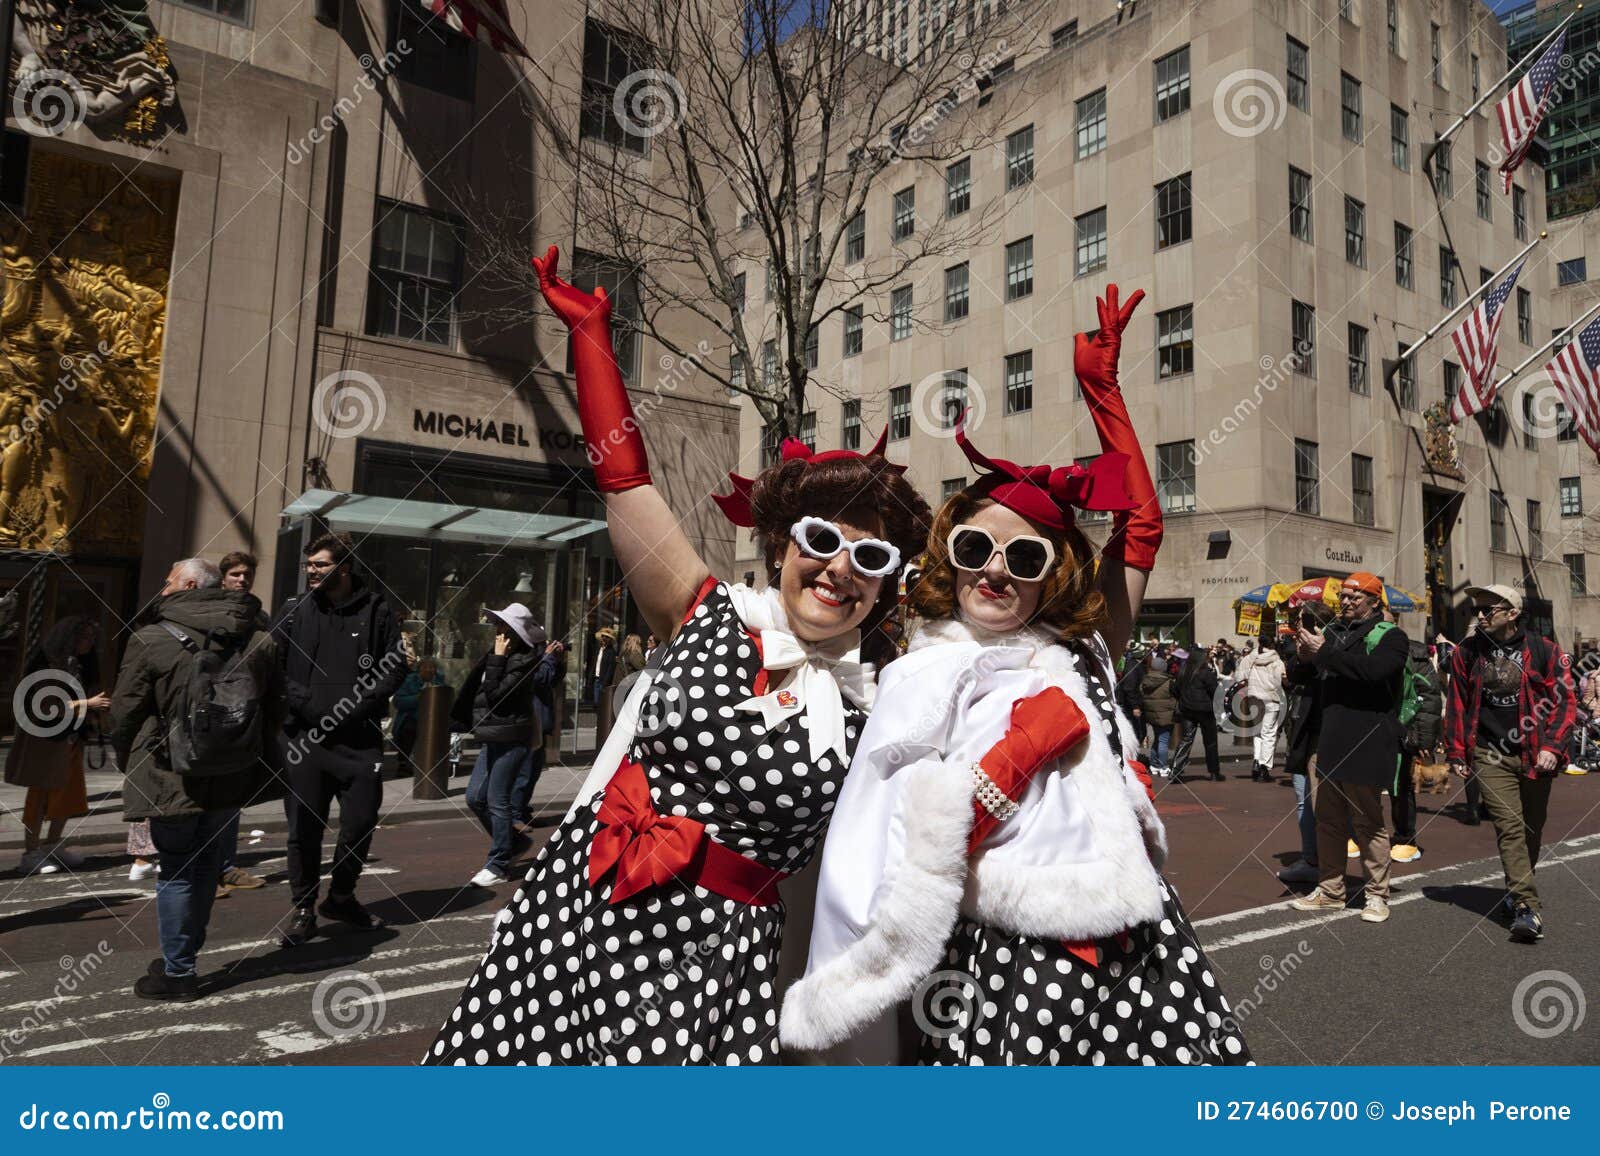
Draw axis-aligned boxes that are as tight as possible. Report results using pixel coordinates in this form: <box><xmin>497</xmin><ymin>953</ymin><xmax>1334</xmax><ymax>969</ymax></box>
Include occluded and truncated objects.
<box><xmin>422</xmin><ymin>247</ymin><xmax>929</xmax><ymax>1066</ymax></box>
<box><xmin>783</xmin><ymin>288</ymin><xmax>1250</xmax><ymax>1066</ymax></box>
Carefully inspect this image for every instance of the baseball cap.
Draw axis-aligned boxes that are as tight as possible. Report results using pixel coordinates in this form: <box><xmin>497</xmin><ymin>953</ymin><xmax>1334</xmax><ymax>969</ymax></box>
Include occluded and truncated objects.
<box><xmin>1340</xmin><ymin>572</ymin><xmax>1384</xmax><ymax>599</ymax></box>
<box><xmin>1465</xmin><ymin>583</ymin><xmax>1523</xmax><ymax>613</ymax></box>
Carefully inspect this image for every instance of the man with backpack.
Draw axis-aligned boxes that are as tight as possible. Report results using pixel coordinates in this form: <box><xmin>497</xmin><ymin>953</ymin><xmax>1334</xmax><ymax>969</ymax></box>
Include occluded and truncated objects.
<box><xmin>1290</xmin><ymin>572</ymin><xmax>1408</xmax><ymax>924</ymax></box>
<box><xmin>1443</xmin><ymin>584</ymin><xmax>1576</xmax><ymax>942</ymax></box>
<box><xmin>1392</xmin><ymin>638</ymin><xmax>1444</xmax><ymax>863</ymax></box>
<box><xmin>110</xmin><ymin>557</ymin><xmax>282</xmax><ymax>1000</ymax></box>
<box><xmin>271</xmin><ymin>532</ymin><xmax>406</xmax><ymax>947</ymax></box>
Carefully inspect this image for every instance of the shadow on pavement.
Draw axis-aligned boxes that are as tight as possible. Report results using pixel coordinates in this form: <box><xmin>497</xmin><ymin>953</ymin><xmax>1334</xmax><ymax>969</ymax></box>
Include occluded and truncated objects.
<box><xmin>0</xmin><ymin>893</ymin><xmax>143</xmax><ymax>935</ymax></box>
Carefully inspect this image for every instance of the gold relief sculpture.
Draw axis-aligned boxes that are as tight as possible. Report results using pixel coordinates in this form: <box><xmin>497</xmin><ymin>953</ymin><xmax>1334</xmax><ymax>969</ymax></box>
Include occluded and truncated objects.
<box><xmin>1422</xmin><ymin>402</ymin><xmax>1465</xmax><ymax>481</ymax></box>
<box><xmin>0</xmin><ymin>150</ymin><xmax>175</xmax><ymax>556</ymax></box>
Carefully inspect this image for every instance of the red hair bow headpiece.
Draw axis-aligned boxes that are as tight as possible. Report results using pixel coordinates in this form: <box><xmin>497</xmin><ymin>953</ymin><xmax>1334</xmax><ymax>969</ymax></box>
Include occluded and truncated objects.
<box><xmin>954</xmin><ymin>413</ymin><xmax>1136</xmax><ymax>531</ymax></box>
<box><xmin>712</xmin><ymin>426</ymin><xmax>906</xmax><ymax>527</ymax></box>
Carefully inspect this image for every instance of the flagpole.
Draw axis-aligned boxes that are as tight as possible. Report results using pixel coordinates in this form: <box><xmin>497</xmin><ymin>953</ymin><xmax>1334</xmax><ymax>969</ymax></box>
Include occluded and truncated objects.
<box><xmin>1492</xmin><ymin>296</ymin><xmax>1600</xmax><ymax>390</ymax></box>
<box><xmin>1423</xmin><ymin>5</ymin><xmax>1580</xmax><ymax>166</ymax></box>
<box><xmin>1383</xmin><ymin>232</ymin><xmax>1545</xmax><ymax>387</ymax></box>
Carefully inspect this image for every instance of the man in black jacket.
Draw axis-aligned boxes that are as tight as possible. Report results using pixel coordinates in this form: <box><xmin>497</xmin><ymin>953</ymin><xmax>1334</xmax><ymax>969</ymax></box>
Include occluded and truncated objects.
<box><xmin>1290</xmin><ymin>572</ymin><xmax>1408</xmax><ymax>924</ymax></box>
<box><xmin>110</xmin><ymin>558</ymin><xmax>283</xmax><ymax>1000</ymax></box>
<box><xmin>271</xmin><ymin>532</ymin><xmax>406</xmax><ymax>946</ymax></box>
<box><xmin>1169</xmin><ymin>649</ymin><xmax>1222</xmax><ymax>782</ymax></box>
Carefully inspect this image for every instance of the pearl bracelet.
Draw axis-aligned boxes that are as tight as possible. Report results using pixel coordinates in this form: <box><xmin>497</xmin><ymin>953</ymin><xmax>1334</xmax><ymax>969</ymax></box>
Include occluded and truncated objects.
<box><xmin>971</xmin><ymin>763</ymin><xmax>1020</xmax><ymax>821</ymax></box>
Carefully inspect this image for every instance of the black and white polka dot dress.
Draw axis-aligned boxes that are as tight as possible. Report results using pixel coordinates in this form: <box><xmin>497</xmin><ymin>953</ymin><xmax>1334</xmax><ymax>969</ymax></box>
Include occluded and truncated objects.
<box><xmin>424</xmin><ymin>581</ymin><xmax>861</xmax><ymax>1066</ymax></box>
<box><xmin>917</xmin><ymin>644</ymin><xmax>1253</xmax><ymax>1067</ymax></box>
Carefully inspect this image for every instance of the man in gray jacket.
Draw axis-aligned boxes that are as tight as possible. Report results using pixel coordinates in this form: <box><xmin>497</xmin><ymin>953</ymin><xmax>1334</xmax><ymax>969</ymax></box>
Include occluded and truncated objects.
<box><xmin>110</xmin><ymin>558</ymin><xmax>282</xmax><ymax>1000</ymax></box>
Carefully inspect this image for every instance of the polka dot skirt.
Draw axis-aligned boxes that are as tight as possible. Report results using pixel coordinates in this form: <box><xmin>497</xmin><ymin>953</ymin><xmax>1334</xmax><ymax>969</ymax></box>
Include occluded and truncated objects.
<box><xmin>917</xmin><ymin>642</ymin><xmax>1252</xmax><ymax>1067</ymax></box>
<box><xmin>422</xmin><ymin>582</ymin><xmax>859</xmax><ymax>1066</ymax></box>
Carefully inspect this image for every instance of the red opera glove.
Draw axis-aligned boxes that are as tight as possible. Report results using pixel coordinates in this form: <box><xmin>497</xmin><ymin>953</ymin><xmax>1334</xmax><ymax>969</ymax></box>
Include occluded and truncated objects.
<box><xmin>1128</xmin><ymin>758</ymin><xmax>1156</xmax><ymax>804</ymax></box>
<box><xmin>532</xmin><ymin>244</ymin><xmax>651</xmax><ymax>492</ymax></box>
<box><xmin>1073</xmin><ymin>284</ymin><xmax>1163</xmax><ymax>571</ymax></box>
<box><xmin>968</xmin><ymin>687</ymin><xmax>1091</xmax><ymax>854</ymax></box>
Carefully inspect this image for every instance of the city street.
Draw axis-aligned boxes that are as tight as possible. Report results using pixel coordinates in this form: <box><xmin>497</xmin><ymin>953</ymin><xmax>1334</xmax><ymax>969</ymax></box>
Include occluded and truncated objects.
<box><xmin>2</xmin><ymin>768</ymin><xmax>1595</xmax><ymax>1066</ymax></box>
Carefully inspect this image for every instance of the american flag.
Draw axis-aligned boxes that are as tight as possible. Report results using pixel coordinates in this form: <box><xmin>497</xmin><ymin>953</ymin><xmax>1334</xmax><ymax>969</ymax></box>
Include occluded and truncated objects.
<box><xmin>1448</xmin><ymin>260</ymin><xmax>1525</xmax><ymax>423</ymax></box>
<box><xmin>1496</xmin><ymin>29</ymin><xmax>1566</xmax><ymax>194</ymax></box>
<box><xmin>422</xmin><ymin>0</ymin><xmax>529</xmax><ymax>58</ymax></box>
<box><xmin>1545</xmin><ymin>316</ymin><xmax>1600</xmax><ymax>458</ymax></box>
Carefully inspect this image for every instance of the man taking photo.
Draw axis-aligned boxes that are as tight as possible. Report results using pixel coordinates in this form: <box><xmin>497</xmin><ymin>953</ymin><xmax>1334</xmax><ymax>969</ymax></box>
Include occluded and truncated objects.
<box><xmin>1443</xmin><ymin>584</ymin><xmax>1576</xmax><ymax>942</ymax></box>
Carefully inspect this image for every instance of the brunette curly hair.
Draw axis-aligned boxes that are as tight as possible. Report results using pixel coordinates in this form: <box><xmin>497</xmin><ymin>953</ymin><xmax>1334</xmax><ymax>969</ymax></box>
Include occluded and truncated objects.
<box><xmin>748</xmin><ymin>455</ymin><xmax>931</xmax><ymax>664</ymax></box>
<box><xmin>908</xmin><ymin>489</ymin><xmax>1108</xmax><ymax>643</ymax></box>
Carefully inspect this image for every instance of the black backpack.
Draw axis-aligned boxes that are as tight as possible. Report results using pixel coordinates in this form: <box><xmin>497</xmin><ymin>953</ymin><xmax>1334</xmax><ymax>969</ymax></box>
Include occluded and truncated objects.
<box><xmin>157</xmin><ymin>622</ymin><xmax>265</xmax><ymax>776</ymax></box>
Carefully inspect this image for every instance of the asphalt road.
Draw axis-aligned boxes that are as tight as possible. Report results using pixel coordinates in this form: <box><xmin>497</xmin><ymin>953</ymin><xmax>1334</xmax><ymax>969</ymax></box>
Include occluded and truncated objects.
<box><xmin>0</xmin><ymin>768</ymin><xmax>1595</xmax><ymax>1065</ymax></box>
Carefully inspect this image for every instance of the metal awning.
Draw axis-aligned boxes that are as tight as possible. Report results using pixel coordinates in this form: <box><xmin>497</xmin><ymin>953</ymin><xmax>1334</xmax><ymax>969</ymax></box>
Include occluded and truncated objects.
<box><xmin>280</xmin><ymin>490</ymin><xmax>606</xmax><ymax>548</ymax></box>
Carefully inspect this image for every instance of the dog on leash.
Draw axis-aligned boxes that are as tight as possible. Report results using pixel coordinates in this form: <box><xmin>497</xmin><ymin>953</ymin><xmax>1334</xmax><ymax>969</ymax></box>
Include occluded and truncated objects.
<box><xmin>1413</xmin><ymin>758</ymin><xmax>1451</xmax><ymax>795</ymax></box>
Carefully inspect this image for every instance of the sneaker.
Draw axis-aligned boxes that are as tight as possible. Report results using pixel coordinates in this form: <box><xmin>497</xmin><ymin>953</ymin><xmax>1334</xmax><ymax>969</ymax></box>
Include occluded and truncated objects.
<box><xmin>128</xmin><ymin>860</ymin><xmax>157</xmax><ymax>881</ymax></box>
<box><xmin>318</xmin><ymin>892</ymin><xmax>386</xmax><ymax>930</ymax></box>
<box><xmin>470</xmin><ymin>867</ymin><xmax>509</xmax><ymax>887</ymax></box>
<box><xmin>19</xmin><ymin>848</ymin><xmax>60</xmax><ymax>876</ymax></box>
<box><xmin>1346</xmin><ymin>839</ymin><xmax>1361</xmax><ymax>859</ymax></box>
<box><xmin>221</xmin><ymin>866</ymin><xmax>266</xmax><ymax>890</ymax></box>
<box><xmin>278</xmin><ymin>907</ymin><xmax>317</xmax><ymax>948</ymax></box>
<box><xmin>1563</xmin><ymin>764</ymin><xmax>1588</xmax><ymax>776</ymax></box>
<box><xmin>1290</xmin><ymin>889</ymin><xmax>1346</xmax><ymax>912</ymax></box>
<box><xmin>1277</xmin><ymin>860</ymin><xmax>1321</xmax><ymax>885</ymax></box>
<box><xmin>1509</xmin><ymin>904</ymin><xmax>1545</xmax><ymax>942</ymax></box>
<box><xmin>1391</xmin><ymin>844</ymin><xmax>1422</xmax><ymax>863</ymax></box>
<box><xmin>1361</xmin><ymin>897</ymin><xmax>1391</xmax><ymax>923</ymax></box>
<box><xmin>214</xmin><ymin>883</ymin><xmax>233</xmax><ymax>900</ymax></box>
<box><xmin>48</xmin><ymin>845</ymin><xmax>84</xmax><ymax>869</ymax></box>
<box><xmin>133</xmin><ymin>972</ymin><xmax>200</xmax><ymax>1002</ymax></box>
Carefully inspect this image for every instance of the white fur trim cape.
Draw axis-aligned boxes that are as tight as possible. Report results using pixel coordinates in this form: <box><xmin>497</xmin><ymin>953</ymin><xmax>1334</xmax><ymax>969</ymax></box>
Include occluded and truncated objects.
<box><xmin>779</xmin><ymin>619</ymin><xmax>1168</xmax><ymax>1053</ymax></box>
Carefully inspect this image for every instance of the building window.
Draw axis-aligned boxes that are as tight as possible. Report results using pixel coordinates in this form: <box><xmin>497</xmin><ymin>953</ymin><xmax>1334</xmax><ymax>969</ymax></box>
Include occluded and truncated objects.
<box><xmin>1154</xmin><ymin>46</ymin><xmax>1191</xmax><ymax>123</ymax></box>
<box><xmin>1471</xmin><ymin>54</ymin><xmax>1480</xmax><ymax>100</ymax></box>
<box><xmin>1076</xmin><ymin>88</ymin><xmax>1107</xmax><ymax>158</ymax></box>
<box><xmin>1527</xmin><ymin>499</ymin><xmax>1543</xmax><ymax>558</ymax></box>
<box><xmin>760</xmin><ymin>422</ymin><xmax>782</xmax><ymax>469</ymax></box>
<box><xmin>1352</xmin><ymin>453</ymin><xmax>1375</xmax><ymax>526</ymax></box>
<box><xmin>1387</xmin><ymin>0</ymin><xmax>1399</xmax><ymax>55</ymax></box>
<box><xmin>1291</xmin><ymin>300</ymin><xmax>1316</xmax><ymax>375</ymax></box>
<box><xmin>1517</xmin><ymin>289</ymin><xmax>1532</xmax><ymax>344</ymax></box>
<box><xmin>944</xmin><ymin>262</ymin><xmax>970</xmax><ymax>321</ymax></box>
<box><xmin>765</xmin><ymin>258</ymin><xmax>775</xmax><ymax>300</ymax></box>
<box><xmin>1430</xmin><ymin>22</ymin><xmax>1442</xmax><ymax>85</ymax></box>
<box><xmin>841</xmin><ymin>400</ymin><xmax>861</xmax><ymax>450</ymax></box>
<box><xmin>942</xmin><ymin>476</ymin><xmax>969</xmax><ymax>501</ymax></box>
<box><xmin>1390</xmin><ymin>104</ymin><xmax>1409</xmax><ymax>170</ymax></box>
<box><xmin>1561</xmin><ymin>476</ymin><xmax>1582</xmax><ymax>518</ymax></box>
<box><xmin>798</xmin><ymin>410</ymin><xmax>817</xmax><ymax>450</ymax></box>
<box><xmin>1004</xmin><ymin>350</ymin><xmax>1034</xmax><ymax>414</ymax></box>
<box><xmin>1076</xmin><ymin>208</ymin><xmax>1107</xmax><ymax>276</ymax></box>
<box><xmin>890</xmin><ymin>285</ymin><xmax>913</xmax><ymax>340</ymax></box>
<box><xmin>1156</xmin><ymin>174</ymin><xmax>1192</xmax><ymax>249</ymax></box>
<box><xmin>1340</xmin><ymin>72</ymin><xmax>1362</xmax><ymax>142</ymax></box>
<box><xmin>762</xmin><ymin>339</ymin><xmax>778</xmax><ymax>388</ymax></box>
<box><xmin>804</xmin><ymin>234</ymin><xmax>820</xmax><ymax>278</ymax></box>
<box><xmin>394</xmin><ymin>2</ymin><xmax>475</xmax><ymax>99</ymax></box>
<box><xmin>892</xmin><ymin>186</ymin><xmax>917</xmax><ymax>241</ymax></box>
<box><xmin>1288</xmin><ymin>167</ymin><xmax>1313</xmax><ymax>242</ymax></box>
<box><xmin>1156</xmin><ymin>441</ymin><xmax>1197</xmax><ymax>514</ymax></box>
<box><xmin>1005</xmin><ymin>237</ymin><xmax>1034</xmax><ymax>300</ymax></box>
<box><xmin>729</xmin><ymin>347</ymin><xmax>745</xmax><ymax>392</ymax></box>
<box><xmin>1053</xmin><ymin>20</ymin><xmax>1079</xmax><ymax>48</ymax></box>
<box><xmin>1480</xmin><ymin>265</ymin><xmax>1493</xmax><ymax>288</ymax></box>
<box><xmin>1440</xmin><ymin>245</ymin><xmax>1458</xmax><ymax>308</ymax></box>
<box><xmin>581</xmin><ymin>19</ymin><xmax>653</xmax><ymax>153</ymax></box>
<box><xmin>1513</xmin><ymin>186</ymin><xmax>1528</xmax><ymax>241</ymax></box>
<box><xmin>1567</xmin><ymin>554</ymin><xmax>1588</xmax><ymax>597</ymax></box>
<box><xmin>730</xmin><ymin>272</ymin><xmax>746</xmax><ymax>314</ymax></box>
<box><xmin>1157</xmin><ymin>305</ymin><xmax>1194</xmax><ymax>379</ymax></box>
<box><xmin>1434</xmin><ymin>140</ymin><xmax>1453</xmax><ymax>197</ymax></box>
<box><xmin>1444</xmin><ymin>360</ymin><xmax>1462</xmax><ymax>408</ymax></box>
<box><xmin>843</xmin><ymin>306</ymin><xmax>863</xmax><ymax>357</ymax></box>
<box><xmin>845</xmin><ymin>211</ymin><xmax>865</xmax><ymax>263</ymax></box>
<box><xmin>1558</xmin><ymin>402</ymin><xmax>1579</xmax><ymax>442</ymax></box>
<box><xmin>173</xmin><ymin>0</ymin><xmax>251</xmax><ymax>22</ymax></box>
<box><xmin>1349</xmin><ymin>323</ymin><xmax>1369</xmax><ymax>394</ymax></box>
<box><xmin>1344</xmin><ymin>196</ymin><xmax>1366</xmax><ymax>266</ymax></box>
<box><xmin>939</xmin><ymin>371</ymin><xmax>968</xmax><ymax>430</ymax></box>
<box><xmin>1558</xmin><ymin>258</ymin><xmax>1588</xmax><ymax>286</ymax></box>
<box><xmin>1006</xmin><ymin>125</ymin><xmax>1035</xmax><ymax>190</ymax></box>
<box><xmin>946</xmin><ymin>158</ymin><xmax>971</xmax><ymax>217</ymax></box>
<box><xmin>1295</xmin><ymin>439</ymin><xmax>1320</xmax><ymax>515</ymax></box>
<box><xmin>1286</xmin><ymin>36</ymin><xmax>1309</xmax><ymax>112</ymax></box>
<box><xmin>1490</xmin><ymin>490</ymin><xmax>1507</xmax><ymax>552</ymax></box>
<box><xmin>1340</xmin><ymin>0</ymin><xmax>1353</xmax><ymax>20</ymax></box>
<box><xmin>889</xmin><ymin>385</ymin><xmax>911</xmax><ymax>440</ymax></box>
<box><xmin>805</xmin><ymin>326</ymin><xmax>819</xmax><ymax>370</ymax></box>
<box><xmin>1398</xmin><ymin>353</ymin><xmax>1417</xmax><ymax>410</ymax></box>
<box><xmin>367</xmin><ymin>199</ymin><xmax>462</xmax><ymax>347</ymax></box>
<box><xmin>1476</xmin><ymin>162</ymin><xmax>1492</xmax><ymax>220</ymax></box>
<box><xmin>1394</xmin><ymin>222</ymin><xmax>1413</xmax><ymax>289</ymax></box>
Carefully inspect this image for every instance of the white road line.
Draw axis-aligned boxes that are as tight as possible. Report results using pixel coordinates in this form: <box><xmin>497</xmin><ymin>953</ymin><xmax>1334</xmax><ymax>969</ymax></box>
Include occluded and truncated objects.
<box><xmin>8</xmin><ymin>1022</ymin><xmax>244</xmax><ymax>1060</ymax></box>
<box><xmin>1196</xmin><ymin>838</ymin><xmax>1600</xmax><ymax>951</ymax></box>
<box><xmin>0</xmin><ymin>888</ymin><xmax>149</xmax><ymax>907</ymax></box>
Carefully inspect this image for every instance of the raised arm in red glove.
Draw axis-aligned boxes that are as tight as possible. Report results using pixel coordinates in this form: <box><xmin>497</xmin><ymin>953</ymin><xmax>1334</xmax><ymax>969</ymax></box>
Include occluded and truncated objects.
<box><xmin>531</xmin><ymin>245</ymin><xmax>651</xmax><ymax>493</ymax></box>
<box><xmin>968</xmin><ymin>687</ymin><xmax>1091</xmax><ymax>855</ymax></box>
<box><xmin>1073</xmin><ymin>285</ymin><xmax>1161</xmax><ymax>572</ymax></box>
